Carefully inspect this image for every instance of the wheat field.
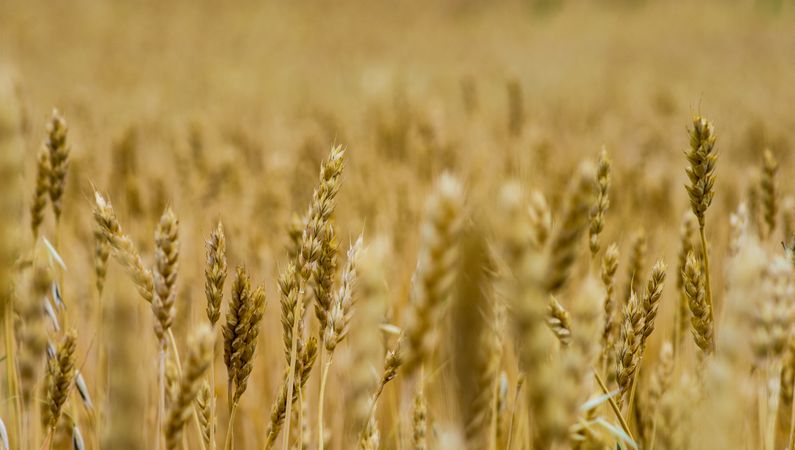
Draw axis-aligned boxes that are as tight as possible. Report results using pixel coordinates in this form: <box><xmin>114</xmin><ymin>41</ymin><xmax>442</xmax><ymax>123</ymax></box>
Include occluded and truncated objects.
<box><xmin>2</xmin><ymin>0</ymin><xmax>795</xmax><ymax>449</ymax></box>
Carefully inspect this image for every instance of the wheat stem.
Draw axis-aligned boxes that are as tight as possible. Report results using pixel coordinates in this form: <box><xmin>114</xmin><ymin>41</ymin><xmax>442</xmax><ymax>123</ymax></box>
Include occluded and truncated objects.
<box><xmin>593</xmin><ymin>369</ymin><xmax>634</xmax><ymax>443</ymax></box>
<box><xmin>223</xmin><ymin>402</ymin><xmax>238</xmax><ymax>450</ymax></box>
<box><xmin>317</xmin><ymin>350</ymin><xmax>332</xmax><ymax>450</ymax></box>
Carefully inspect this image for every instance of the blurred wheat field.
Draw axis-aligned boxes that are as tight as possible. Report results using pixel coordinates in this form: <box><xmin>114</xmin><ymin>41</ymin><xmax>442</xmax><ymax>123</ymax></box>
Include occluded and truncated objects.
<box><xmin>2</xmin><ymin>0</ymin><xmax>795</xmax><ymax>449</ymax></box>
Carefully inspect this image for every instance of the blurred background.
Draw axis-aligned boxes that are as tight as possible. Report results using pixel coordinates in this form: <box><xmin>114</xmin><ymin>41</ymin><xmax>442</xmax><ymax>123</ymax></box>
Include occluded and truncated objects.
<box><xmin>2</xmin><ymin>1</ymin><xmax>795</xmax><ymax>448</ymax></box>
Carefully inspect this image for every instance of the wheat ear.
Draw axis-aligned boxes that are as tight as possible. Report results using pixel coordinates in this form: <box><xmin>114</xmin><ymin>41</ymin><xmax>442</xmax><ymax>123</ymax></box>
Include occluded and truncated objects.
<box><xmin>45</xmin><ymin>109</ymin><xmax>69</xmax><ymax>223</ymax></box>
<box><xmin>165</xmin><ymin>326</ymin><xmax>214</xmax><ymax>450</ymax></box>
<box><xmin>30</xmin><ymin>147</ymin><xmax>51</xmax><ymax>238</ymax></box>
<box><xmin>45</xmin><ymin>329</ymin><xmax>77</xmax><ymax>432</ymax></box>
<box><xmin>685</xmin><ymin>115</ymin><xmax>717</xmax><ymax>320</ymax></box>
<box><xmin>589</xmin><ymin>147</ymin><xmax>611</xmax><ymax>258</ymax></box>
<box><xmin>683</xmin><ymin>251</ymin><xmax>714</xmax><ymax>355</ymax></box>
<box><xmin>616</xmin><ymin>291</ymin><xmax>644</xmax><ymax>407</ymax></box>
<box><xmin>599</xmin><ymin>243</ymin><xmax>619</xmax><ymax>376</ymax></box>
<box><xmin>402</xmin><ymin>173</ymin><xmax>464</xmax><ymax>375</ymax></box>
<box><xmin>761</xmin><ymin>148</ymin><xmax>778</xmax><ymax>238</ymax></box>
<box><xmin>545</xmin><ymin>164</ymin><xmax>596</xmax><ymax>293</ymax></box>
<box><xmin>92</xmin><ymin>192</ymin><xmax>154</xmax><ymax>303</ymax></box>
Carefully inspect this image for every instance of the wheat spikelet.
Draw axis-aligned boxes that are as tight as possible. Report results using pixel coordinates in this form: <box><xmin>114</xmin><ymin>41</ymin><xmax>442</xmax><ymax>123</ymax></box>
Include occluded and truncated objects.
<box><xmin>205</xmin><ymin>222</ymin><xmax>227</xmax><ymax>326</ymax></box>
<box><xmin>45</xmin><ymin>329</ymin><xmax>77</xmax><ymax>429</ymax></box>
<box><xmin>223</xmin><ymin>267</ymin><xmax>252</xmax><ymax>392</ymax></box>
<box><xmin>152</xmin><ymin>208</ymin><xmax>179</xmax><ymax>344</ymax></box>
<box><xmin>93</xmin><ymin>192</ymin><xmax>154</xmax><ymax>303</ymax></box>
<box><xmin>165</xmin><ymin>356</ymin><xmax>179</xmax><ymax>407</ymax></box>
<box><xmin>30</xmin><ymin>147</ymin><xmax>50</xmax><ymax>238</ymax></box>
<box><xmin>546</xmin><ymin>296</ymin><xmax>571</xmax><ymax>346</ymax></box>
<box><xmin>685</xmin><ymin>116</ymin><xmax>717</xmax><ymax>228</ymax></box>
<box><xmin>313</xmin><ymin>223</ymin><xmax>338</xmax><ymax>337</ymax></box>
<box><xmin>196</xmin><ymin>380</ymin><xmax>212</xmax><ymax>448</ymax></box>
<box><xmin>93</xmin><ymin>217</ymin><xmax>110</xmax><ymax>297</ymax></box>
<box><xmin>279</xmin><ymin>262</ymin><xmax>301</xmax><ymax>364</ymax></box>
<box><xmin>45</xmin><ymin>109</ymin><xmax>69</xmax><ymax>221</ymax></box>
<box><xmin>683</xmin><ymin>252</ymin><xmax>713</xmax><ymax>355</ymax></box>
<box><xmin>164</xmin><ymin>325</ymin><xmax>214</xmax><ymax>450</ymax></box>
<box><xmin>297</xmin><ymin>145</ymin><xmax>345</xmax><ymax>281</ymax></box>
<box><xmin>622</xmin><ymin>229</ymin><xmax>647</xmax><ymax>305</ymax></box>
<box><xmin>233</xmin><ymin>286</ymin><xmax>266</xmax><ymax>403</ymax></box>
<box><xmin>599</xmin><ymin>243</ymin><xmax>619</xmax><ymax>373</ymax></box>
<box><xmin>676</xmin><ymin>213</ymin><xmax>696</xmax><ymax>351</ymax></box>
<box><xmin>545</xmin><ymin>163</ymin><xmax>596</xmax><ymax>293</ymax></box>
<box><xmin>589</xmin><ymin>147</ymin><xmax>611</xmax><ymax>257</ymax></box>
<box><xmin>323</xmin><ymin>235</ymin><xmax>362</xmax><ymax>352</ymax></box>
<box><xmin>402</xmin><ymin>173</ymin><xmax>464</xmax><ymax>375</ymax></box>
<box><xmin>527</xmin><ymin>190</ymin><xmax>551</xmax><ymax>250</ymax></box>
<box><xmin>616</xmin><ymin>291</ymin><xmax>644</xmax><ymax>405</ymax></box>
<box><xmin>640</xmin><ymin>260</ymin><xmax>666</xmax><ymax>351</ymax></box>
<box><xmin>761</xmin><ymin>148</ymin><xmax>778</xmax><ymax>238</ymax></box>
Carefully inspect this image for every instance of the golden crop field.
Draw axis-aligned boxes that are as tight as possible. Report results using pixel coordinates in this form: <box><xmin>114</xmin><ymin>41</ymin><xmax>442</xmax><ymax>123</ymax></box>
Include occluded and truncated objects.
<box><xmin>2</xmin><ymin>0</ymin><xmax>795</xmax><ymax>449</ymax></box>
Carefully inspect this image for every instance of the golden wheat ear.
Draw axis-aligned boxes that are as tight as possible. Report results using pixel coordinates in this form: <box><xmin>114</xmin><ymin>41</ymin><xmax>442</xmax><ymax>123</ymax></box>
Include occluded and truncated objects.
<box><xmin>45</xmin><ymin>109</ymin><xmax>69</xmax><ymax>223</ymax></box>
